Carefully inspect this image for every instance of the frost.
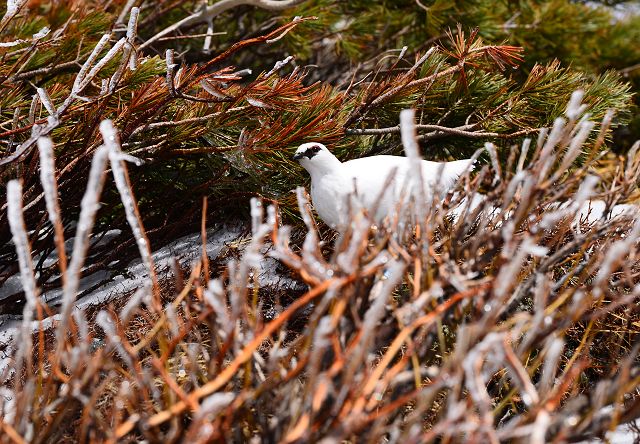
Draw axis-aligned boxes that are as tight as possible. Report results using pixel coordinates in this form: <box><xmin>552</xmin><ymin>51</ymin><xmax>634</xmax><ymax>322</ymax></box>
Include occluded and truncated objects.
<box><xmin>60</xmin><ymin>146</ymin><xmax>109</xmax><ymax>326</ymax></box>
<box><xmin>266</xmin><ymin>55</ymin><xmax>294</xmax><ymax>77</ymax></box>
<box><xmin>102</xmin><ymin>120</ymin><xmax>157</xmax><ymax>296</ymax></box>
<box><xmin>565</xmin><ymin>89</ymin><xmax>586</xmax><ymax>121</ymax></box>
<box><xmin>32</xmin><ymin>27</ymin><xmax>50</xmax><ymax>39</ymax></box>
<box><xmin>247</xmin><ymin>97</ymin><xmax>270</xmax><ymax>108</ymax></box>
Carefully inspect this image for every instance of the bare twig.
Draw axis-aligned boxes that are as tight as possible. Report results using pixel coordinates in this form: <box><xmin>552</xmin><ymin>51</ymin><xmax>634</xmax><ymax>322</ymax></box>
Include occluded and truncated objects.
<box><xmin>116</xmin><ymin>0</ymin><xmax>138</xmax><ymax>25</ymax></box>
<box><xmin>7</xmin><ymin>180</ymin><xmax>39</xmax><ymax>375</ymax></box>
<box><xmin>37</xmin><ymin>137</ymin><xmax>67</xmax><ymax>279</ymax></box>
<box><xmin>8</xmin><ymin>60</ymin><xmax>80</xmax><ymax>83</ymax></box>
<box><xmin>128</xmin><ymin>106</ymin><xmax>249</xmax><ymax>137</ymax></box>
<box><xmin>140</xmin><ymin>0</ymin><xmax>308</xmax><ymax>49</ymax></box>
<box><xmin>346</xmin><ymin>123</ymin><xmax>541</xmax><ymax>140</ymax></box>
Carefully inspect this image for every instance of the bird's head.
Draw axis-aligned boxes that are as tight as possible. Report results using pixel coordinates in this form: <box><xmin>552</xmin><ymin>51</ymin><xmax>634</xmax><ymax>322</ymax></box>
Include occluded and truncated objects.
<box><xmin>293</xmin><ymin>142</ymin><xmax>341</xmax><ymax>176</ymax></box>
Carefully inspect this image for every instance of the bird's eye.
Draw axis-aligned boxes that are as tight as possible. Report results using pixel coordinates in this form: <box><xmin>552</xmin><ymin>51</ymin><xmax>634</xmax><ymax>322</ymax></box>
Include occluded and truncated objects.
<box><xmin>312</xmin><ymin>145</ymin><xmax>321</xmax><ymax>152</ymax></box>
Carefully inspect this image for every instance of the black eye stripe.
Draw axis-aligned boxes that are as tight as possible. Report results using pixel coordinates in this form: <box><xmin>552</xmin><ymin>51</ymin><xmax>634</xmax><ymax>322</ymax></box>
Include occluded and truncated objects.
<box><xmin>301</xmin><ymin>145</ymin><xmax>321</xmax><ymax>158</ymax></box>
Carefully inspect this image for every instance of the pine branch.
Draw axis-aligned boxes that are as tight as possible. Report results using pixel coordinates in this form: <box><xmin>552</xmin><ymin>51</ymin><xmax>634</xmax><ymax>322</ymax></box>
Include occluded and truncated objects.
<box><xmin>346</xmin><ymin>33</ymin><xmax>525</xmax><ymax>126</ymax></box>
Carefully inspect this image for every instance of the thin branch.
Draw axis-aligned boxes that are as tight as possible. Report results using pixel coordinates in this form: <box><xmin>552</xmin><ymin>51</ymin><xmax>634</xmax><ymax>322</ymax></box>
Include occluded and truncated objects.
<box><xmin>101</xmin><ymin>119</ymin><xmax>161</xmax><ymax>310</ymax></box>
<box><xmin>116</xmin><ymin>0</ymin><xmax>138</xmax><ymax>25</ymax></box>
<box><xmin>347</xmin><ymin>64</ymin><xmax>460</xmax><ymax>125</ymax></box>
<box><xmin>0</xmin><ymin>0</ymin><xmax>27</xmax><ymax>31</ymax></box>
<box><xmin>619</xmin><ymin>62</ymin><xmax>640</xmax><ymax>76</ymax></box>
<box><xmin>140</xmin><ymin>0</ymin><xmax>307</xmax><ymax>49</ymax></box>
<box><xmin>128</xmin><ymin>106</ymin><xmax>249</xmax><ymax>137</ymax></box>
<box><xmin>157</xmin><ymin>31</ymin><xmax>227</xmax><ymax>41</ymax></box>
<box><xmin>57</xmin><ymin>145</ymin><xmax>109</xmax><ymax>345</ymax></box>
<box><xmin>423</xmin><ymin>126</ymin><xmax>541</xmax><ymax>140</ymax></box>
<box><xmin>7</xmin><ymin>60</ymin><xmax>80</xmax><ymax>83</ymax></box>
<box><xmin>346</xmin><ymin>123</ymin><xmax>542</xmax><ymax>140</ymax></box>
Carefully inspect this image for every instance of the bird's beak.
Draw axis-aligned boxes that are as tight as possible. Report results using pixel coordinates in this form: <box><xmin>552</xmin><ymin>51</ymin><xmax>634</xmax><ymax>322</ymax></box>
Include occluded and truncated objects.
<box><xmin>293</xmin><ymin>152</ymin><xmax>304</xmax><ymax>161</ymax></box>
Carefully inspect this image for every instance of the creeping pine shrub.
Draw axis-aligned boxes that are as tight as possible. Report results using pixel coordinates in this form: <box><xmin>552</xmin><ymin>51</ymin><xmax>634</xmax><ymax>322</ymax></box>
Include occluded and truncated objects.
<box><xmin>1</xmin><ymin>3</ymin><xmax>634</xmax><ymax>289</ymax></box>
<box><xmin>3</xmin><ymin>91</ymin><xmax>640</xmax><ymax>443</ymax></box>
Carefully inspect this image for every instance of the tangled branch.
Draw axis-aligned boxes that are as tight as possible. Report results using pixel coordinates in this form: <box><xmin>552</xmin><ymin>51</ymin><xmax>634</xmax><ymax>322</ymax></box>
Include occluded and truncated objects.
<box><xmin>140</xmin><ymin>0</ymin><xmax>307</xmax><ymax>49</ymax></box>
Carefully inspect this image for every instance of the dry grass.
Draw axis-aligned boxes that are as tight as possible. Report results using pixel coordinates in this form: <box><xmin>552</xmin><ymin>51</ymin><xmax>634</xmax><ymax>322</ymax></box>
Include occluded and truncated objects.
<box><xmin>3</xmin><ymin>91</ymin><xmax>640</xmax><ymax>443</ymax></box>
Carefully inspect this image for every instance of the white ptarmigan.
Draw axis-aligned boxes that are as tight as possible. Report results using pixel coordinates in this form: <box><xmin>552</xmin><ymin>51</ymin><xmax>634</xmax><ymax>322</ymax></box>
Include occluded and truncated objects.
<box><xmin>293</xmin><ymin>142</ymin><xmax>474</xmax><ymax>228</ymax></box>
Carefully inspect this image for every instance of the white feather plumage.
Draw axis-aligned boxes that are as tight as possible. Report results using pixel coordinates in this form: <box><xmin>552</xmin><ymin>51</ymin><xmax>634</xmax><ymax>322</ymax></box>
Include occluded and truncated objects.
<box><xmin>294</xmin><ymin>142</ymin><xmax>474</xmax><ymax>227</ymax></box>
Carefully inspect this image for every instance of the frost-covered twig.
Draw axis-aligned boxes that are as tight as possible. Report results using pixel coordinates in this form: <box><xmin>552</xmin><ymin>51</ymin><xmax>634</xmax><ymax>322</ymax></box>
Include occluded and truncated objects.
<box><xmin>0</xmin><ymin>26</ymin><xmax>49</xmax><ymax>47</ymax></box>
<box><xmin>76</xmin><ymin>38</ymin><xmax>126</xmax><ymax>95</ymax></box>
<box><xmin>71</xmin><ymin>33</ymin><xmax>112</xmax><ymax>94</ymax></box>
<box><xmin>565</xmin><ymin>89</ymin><xmax>587</xmax><ymax>122</ymax></box>
<box><xmin>101</xmin><ymin>119</ymin><xmax>159</xmax><ymax>307</ymax></box>
<box><xmin>7</xmin><ymin>182</ymin><xmax>38</xmax><ymax>309</ymax></box>
<box><xmin>0</xmin><ymin>28</ymin><xmax>134</xmax><ymax>166</ymax></box>
<box><xmin>203</xmin><ymin>18</ymin><xmax>215</xmax><ymax>52</ymax></box>
<box><xmin>38</xmin><ymin>137</ymin><xmax>67</xmax><ymax>278</ymax></box>
<box><xmin>58</xmin><ymin>146</ymin><xmax>109</xmax><ymax>343</ymax></box>
<box><xmin>36</xmin><ymin>87</ymin><xmax>58</xmax><ymax>125</ymax></box>
<box><xmin>165</xmin><ymin>49</ymin><xmax>177</xmax><ymax>96</ymax></box>
<box><xmin>0</xmin><ymin>0</ymin><xmax>27</xmax><ymax>28</ymax></box>
<box><xmin>265</xmin><ymin>55</ymin><xmax>294</xmax><ymax>78</ymax></box>
<box><xmin>108</xmin><ymin>7</ymin><xmax>140</xmax><ymax>92</ymax></box>
<box><xmin>400</xmin><ymin>109</ymin><xmax>428</xmax><ymax>231</ymax></box>
<box><xmin>7</xmin><ymin>180</ymin><xmax>40</xmax><ymax>403</ymax></box>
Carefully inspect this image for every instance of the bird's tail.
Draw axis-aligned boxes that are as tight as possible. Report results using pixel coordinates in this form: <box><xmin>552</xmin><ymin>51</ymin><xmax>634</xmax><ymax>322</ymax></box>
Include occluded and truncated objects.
<box><xmin>440</xmin><ymin>158</ymin><xmax>475</xmax><ymax>189</ymax></box>
<box><xmin>446</xmin><ymin>158</ymin><xmax>475</xmax><ymax>175</ymax></box>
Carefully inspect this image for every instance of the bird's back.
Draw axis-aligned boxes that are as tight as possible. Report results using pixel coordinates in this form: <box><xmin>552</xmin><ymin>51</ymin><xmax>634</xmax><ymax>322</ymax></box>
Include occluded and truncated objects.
<box><xmin>339</xmin><ymin>155</ymin><xmax>473</xmax><ymax>222</ymax></box>
<box><xmin>429</xmin><ymin>158</ymin><xmax>475</xmax><ymax>190</ymax></box>
<box><xmin>342</xmin><ymin>155</ymin><xmax>473</xmax><ymax>194</ymax></box>
<box><xmin>308</xmin><ymin>153</ymin><xmax>473</xmax><ymax>227</ymax></box>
